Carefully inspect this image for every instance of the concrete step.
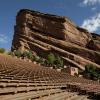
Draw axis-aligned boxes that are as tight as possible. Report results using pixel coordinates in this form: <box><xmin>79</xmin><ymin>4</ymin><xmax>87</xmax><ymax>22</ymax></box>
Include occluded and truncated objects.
<box><xmin>0</xmin><ymin>89</ymin><xmax>63</xmax><ymax>100</ymax></box>
<box><xmin>70</xmin><ymin>95</ymin><xmax>89</xmax><ymax>100</ymax></box>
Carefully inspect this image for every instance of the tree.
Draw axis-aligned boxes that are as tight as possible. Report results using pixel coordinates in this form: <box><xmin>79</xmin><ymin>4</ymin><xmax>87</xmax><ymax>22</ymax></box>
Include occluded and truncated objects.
<box><xmin>0</xmin><ymin>48</ymin><xmax>5</xmax><ymax>53</ymax></box>
<box><xmin>34</xmin><ymin>56</ymin><xmax>40</xmax><ymax>62</ymax></box>
<box><xmin>22</xmin><ymin>50</ymin><xmax>34</xmax><ymax>60</ymax></box>
<box><xmin>47</xmin><ymin>53</ymin><xmax>56</xmax><ymax>66</ymax></box>
<box><xmin>26</xmin><ymin>51</ymin><xmax>33</xmax><ymax>60</ymax></box>
<box><xmin>55</xmin><ymin>55</ymin><xmax>64</xmax><ymax>68</ymax></box>
<box><xmin>22</xmin><ymin>51</ymin><xmax>28</xmax><ymax>58</ymax></box>
<box><xmin>84</xmin><ymin>64</ymin><xmax>100</xmax><ymax>80</ymax></box>
<box><xmin>37</xmin><ymin>57</ymin><xmax>44</xmax><ymax>65</ymax></box>
<box><xmin>44</xmin><ymin>59</ymin><xmax>50</xmax><ymax>66</ymax></box>
<box><xmin>14</xmin><ymin>50</ymin><xmax>22</xmax><ymax>58</ymax></box>
<box><xmin>85</xmin><ymin>64</ymin><xmax>95</xmax><ymax>74</ymax></box>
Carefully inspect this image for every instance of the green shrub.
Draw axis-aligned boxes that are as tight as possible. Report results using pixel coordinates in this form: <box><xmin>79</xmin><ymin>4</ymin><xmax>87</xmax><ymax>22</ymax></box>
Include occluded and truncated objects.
<box><xmin>14</xmin><ymin>50</ymin><xmax>22</xmax><ymax>58</ymax></box>
<box><xmin>0</xmin><ymin>48</ymin><xmax>5</xmax><ymax>53</ymax></box>
<box><xmin>27</xmin><ymin>51</ymin><xmax>33</xmax><ymax>60</ymax></box>
<box><xmin>7</xmin><ymin>51</ymin><xmax>14</xmax><ymax>56</ymax></box>
<box><xmin>22</xmin><ymin>51</ymin><xmax>28</xmax><ymax>58</ymax></box>
<box><xmin>44</xmin><ymin>60</ymin><xmax>49</xmax><ymax>66</ymax></box>
<box><xmin>37</xmin><ymin>58</ymin><xmax>44</xmax><ymax>65</ymax></box>
<box><xmin>55</xmin><ymin>55</ymin><xmax>64</xmax><ymax>68</ymax></box>
<box><xmin>83</xmin><ymin>64</ymin><xmax>100</xmax><ymax>80</ymax></box>
<box><xmin>47</xmin><ymin>53</ymin><xmax>56</xmax><ymax>66</ymax></box>
<box><xmin>22</xmin><ymin>50</ymin><xmax>34</xmax><ymax>60</ymax></box>
<box><xmin>26</xmin><ymin>51</ymin><xmax>33</xmax><ymax>60</ymax></box>
<box><xmin>34</xmin><ymin>56</ymin><xmax>40</xmax><ymax>62</ymax></box>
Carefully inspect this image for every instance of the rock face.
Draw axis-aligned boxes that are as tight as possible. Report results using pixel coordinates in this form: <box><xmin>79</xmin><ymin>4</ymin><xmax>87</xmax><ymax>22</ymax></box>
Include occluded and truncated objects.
<box><xmin>12</xmin><ymin>9</ymin><xmax>100</xmax><ymax>70</ymax></box>
<box><xmin>87</xmin><ymin>40</ymin><xmax>100</xmax><ymax>52</ymax></box>
<box><xmin>87</xmin><ymin>33</ymin><xmax>100</xmax><ymax>52</ymax></box>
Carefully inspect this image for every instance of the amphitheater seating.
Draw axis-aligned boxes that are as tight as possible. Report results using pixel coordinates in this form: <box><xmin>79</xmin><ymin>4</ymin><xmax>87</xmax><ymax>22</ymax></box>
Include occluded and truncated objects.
<box><xmin>0</xmin><ymin>54</ymin><xmax>100</xmax><ymax>100</ymax></box>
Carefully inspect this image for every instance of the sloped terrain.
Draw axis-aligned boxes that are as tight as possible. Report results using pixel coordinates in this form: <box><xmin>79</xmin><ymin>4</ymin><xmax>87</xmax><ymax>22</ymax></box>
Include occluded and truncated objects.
<box><xmin>0</xmin><ymin>54</ymin><xmax>100</xmax><ymax>100</ymax></box>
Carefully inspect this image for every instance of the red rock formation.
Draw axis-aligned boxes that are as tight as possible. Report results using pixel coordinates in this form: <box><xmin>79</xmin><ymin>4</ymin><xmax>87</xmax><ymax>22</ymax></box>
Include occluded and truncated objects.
<box><xmin>12</xmin><ymin>9</ymin><xmax>100</xmax><ymax>70</ymax></box>
<box><xmin>87</xmin><ymin>33</ymin><xmax>100</xmax><ymax>52</ymax></box>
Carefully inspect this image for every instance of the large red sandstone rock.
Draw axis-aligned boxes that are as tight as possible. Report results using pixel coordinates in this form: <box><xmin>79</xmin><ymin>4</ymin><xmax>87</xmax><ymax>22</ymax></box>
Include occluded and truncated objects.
<box><xmin>12</xmin><ymin>9</ymin><xmax>100</xmax><ymax>70</ymax></box>
<box><xmin>15</xmin><ymin>9</ymin><xmax>92</xmax><ymax>47</ymax></box>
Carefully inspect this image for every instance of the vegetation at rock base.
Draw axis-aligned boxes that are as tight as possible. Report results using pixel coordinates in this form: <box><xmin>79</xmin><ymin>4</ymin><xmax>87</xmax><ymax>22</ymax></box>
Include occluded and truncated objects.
<box><xmin>83</xmin><ymin>64</ymin><xmax>100</xmax><ymax>81</ymax></box>
<box><xmin>7</xmin><ymin>50</ymin><xmax>64</xmax><ymax>69</ymax></box>
<box><xmin>45</xmin><ymin>53</ymin><xmax>64</xmax><ymax>68</ymax></box>
<box><xmin>55</xmin><ymin>55</ymin><xmax>64</xmax><ymax>68</ymax></box>
<box><xmin>7</xmin><ymin>51</ymin><xmax>14</xmax><ymax>56</ymax></box>
<box><xmin>13</xmin><ymin>50</ymin><xmax>22</xmax><ymax>58</ymax></box>
<box><xmin>22</xmin><ymin>50</ymin><xmax>33</xmax><ymax>59</ymax></box>
<box><xmin>47</xmin><ymin>53</ymin><xmax>56</xmax><ymax>67</ymax></box>
<box><xmin>0</xmin><ymin>48</ymin><xmax>5</xmax><ymax>53</ymax></box>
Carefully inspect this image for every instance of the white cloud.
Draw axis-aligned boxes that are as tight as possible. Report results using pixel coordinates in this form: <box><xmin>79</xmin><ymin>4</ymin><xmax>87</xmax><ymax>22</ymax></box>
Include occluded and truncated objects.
<box><xmin>0</xmin><ymin>34</ymin><xmax>8</xmax><ymax>43</ymax></box>
<box><xmin>82</xmin><ymin>0</ymin><xmax>100</xmax><ymax>6</ymax></box>
<box><xmin>81</xmin><ymin>13</ymin><xmax>100</xmax><ymax>32</ymax></box>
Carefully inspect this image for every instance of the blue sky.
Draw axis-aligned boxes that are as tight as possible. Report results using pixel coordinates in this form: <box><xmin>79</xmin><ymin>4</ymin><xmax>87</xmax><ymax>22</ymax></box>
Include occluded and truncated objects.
<box><xmin>0</xmin><ymin>0</ymin><xmax>100</xmax><ymax>50</ymax></box>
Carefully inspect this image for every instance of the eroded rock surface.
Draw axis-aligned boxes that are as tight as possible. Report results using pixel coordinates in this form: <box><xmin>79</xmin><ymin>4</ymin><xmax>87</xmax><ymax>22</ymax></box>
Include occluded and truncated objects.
<box><xmin>12</xmin><ymin>9</ymin><xmax>100</xmax><ymax>70</ymax></box>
